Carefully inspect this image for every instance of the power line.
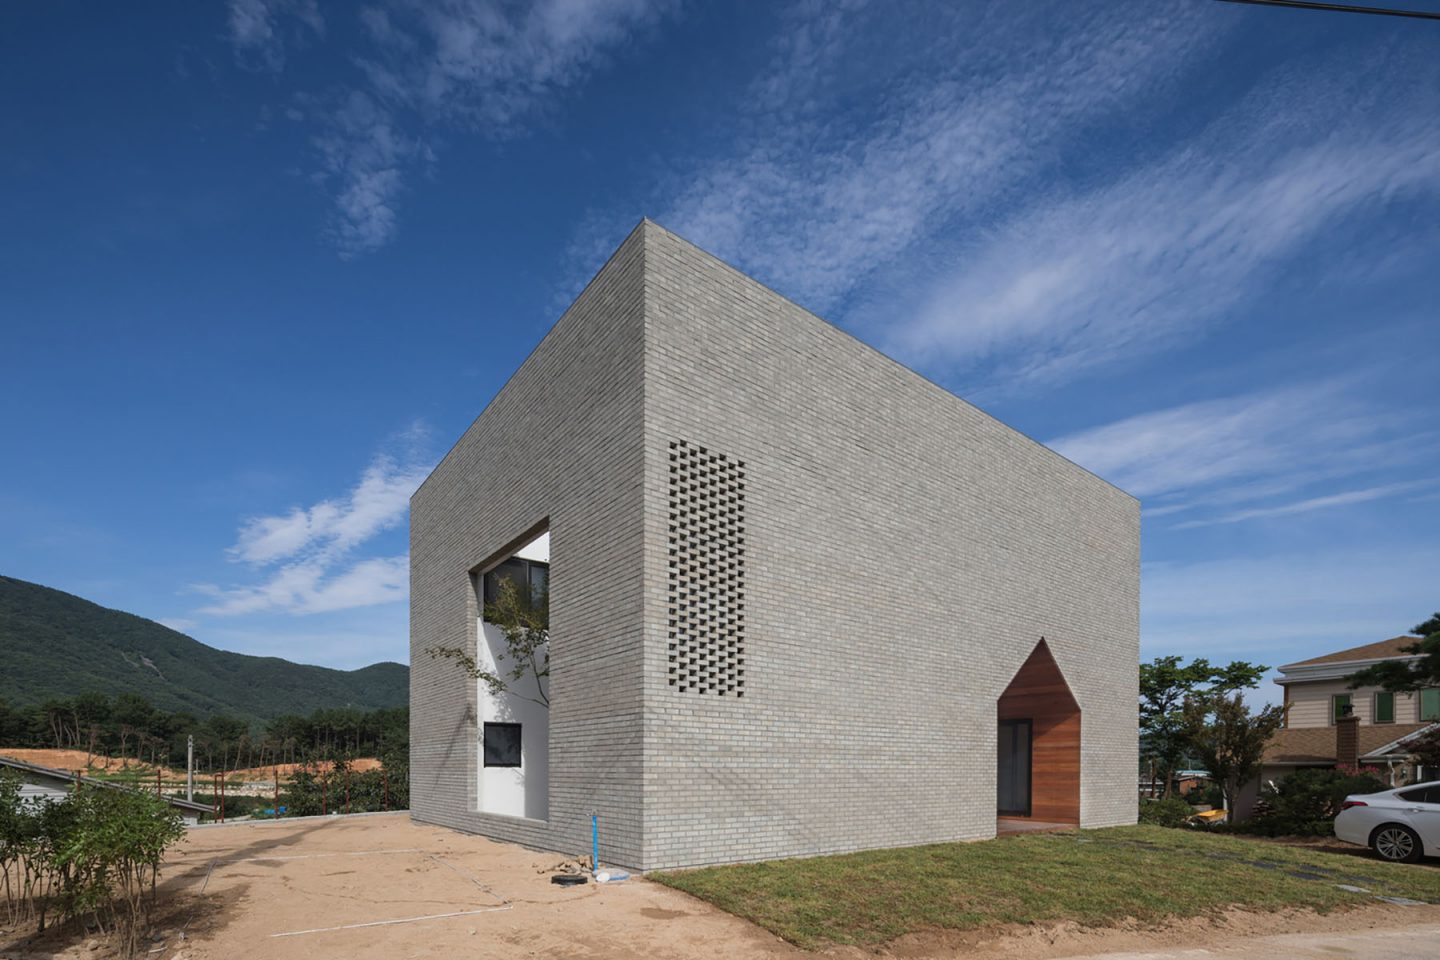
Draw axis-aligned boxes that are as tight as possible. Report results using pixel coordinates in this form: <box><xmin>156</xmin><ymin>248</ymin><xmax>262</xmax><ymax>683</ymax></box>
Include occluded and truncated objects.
<box><xmin>1217</xmin><ymin>0</ymin><xmax>1440</xmax><ymax>20</ymax></box>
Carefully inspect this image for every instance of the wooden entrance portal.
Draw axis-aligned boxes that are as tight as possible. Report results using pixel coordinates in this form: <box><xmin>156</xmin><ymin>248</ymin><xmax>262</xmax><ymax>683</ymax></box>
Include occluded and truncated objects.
<box><xmin>996</xmin><ymin>639</ymin><xmax>1080</xmax><ymax>825</ymax></box>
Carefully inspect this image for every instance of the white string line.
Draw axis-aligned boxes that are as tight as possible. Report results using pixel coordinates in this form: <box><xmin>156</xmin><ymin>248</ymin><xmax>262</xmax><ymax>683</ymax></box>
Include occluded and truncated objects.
<box><xmin>270</xmin><ymin>905</ymin><xmax>514</xmax><ymax>937</ymax></box>
<box><xmin>424</xmin><ymin>853</ymin><xmax>510</xmax><ymax>906</ymax></box>
<box><xmin>217</xmin><ymin>847</ymin><xmax>422</xmax><ymax>863</ymax></box>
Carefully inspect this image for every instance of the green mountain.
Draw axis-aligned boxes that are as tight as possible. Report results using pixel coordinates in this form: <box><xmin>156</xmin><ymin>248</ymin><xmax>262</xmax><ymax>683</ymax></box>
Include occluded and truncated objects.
<box><xmin>0</xmin><ymin>575</ymin><xmax>408</xmax><ymax>724</ymax></box>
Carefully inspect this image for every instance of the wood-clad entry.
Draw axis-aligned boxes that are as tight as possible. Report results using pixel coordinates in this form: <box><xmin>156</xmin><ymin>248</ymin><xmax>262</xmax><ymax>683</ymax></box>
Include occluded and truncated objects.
<box><xmin>996</xmin><ymin>639</ymin><xmax>1080</xmax><ymax>825</ymax></box>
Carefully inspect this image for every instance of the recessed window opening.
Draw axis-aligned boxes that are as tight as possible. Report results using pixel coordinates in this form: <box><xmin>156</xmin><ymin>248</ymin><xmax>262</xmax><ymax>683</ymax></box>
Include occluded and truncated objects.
<box><xmin>474</xmin><ymin>528</ymin><xmax>550</xmax><ymax>820</ymax></box>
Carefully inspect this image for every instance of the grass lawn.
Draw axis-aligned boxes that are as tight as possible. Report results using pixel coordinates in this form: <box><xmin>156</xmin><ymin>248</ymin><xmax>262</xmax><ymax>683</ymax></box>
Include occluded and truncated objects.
<box><xmin>651</xmin><ymin>825</ymin><xmax>1440</xmax><ymax>949</ymax></box>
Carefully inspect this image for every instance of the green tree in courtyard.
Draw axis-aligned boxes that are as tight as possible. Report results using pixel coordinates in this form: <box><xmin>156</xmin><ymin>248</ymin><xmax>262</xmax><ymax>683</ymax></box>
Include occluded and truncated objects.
<box><xmin>427</xmin><ymin>575</ymin><xmax>549</xmax><ymax>708</ymax></box>
<box><xmin>1182</xmin><ymin>693</ymin><xmax>1288</xmax><ymax>815</ymax></box>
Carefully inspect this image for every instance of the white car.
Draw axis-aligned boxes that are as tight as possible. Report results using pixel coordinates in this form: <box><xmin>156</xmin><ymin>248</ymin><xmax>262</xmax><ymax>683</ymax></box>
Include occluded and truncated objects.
<box><xmin>1334</xmin><ymin>780</ymin><xmax>1440</xmax><ymax>863</ymax></box>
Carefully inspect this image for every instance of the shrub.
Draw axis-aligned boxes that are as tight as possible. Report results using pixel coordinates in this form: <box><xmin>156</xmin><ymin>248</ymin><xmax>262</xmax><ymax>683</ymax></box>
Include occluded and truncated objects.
<box><xmin>0</xmin><ymin>770</ymin><xmax>185</xmax><ymax>956</ymax></box>
<box><xmin>1138</xmin><ymin>796</ymin><xmax>1194</xmax><ymax>827</ymax></box>
<box><xmin>280</xmin><ymin>758</ymin><xmax>407</xmax><ymax>817</ymax></box>
<box><xmin>1182</xmin><ymin>781</ymin><xmax>1223</xmax><ymax>809</ymax></box>
<box><xmin>1234</xmin><ymin>767</ymin><xmax>1387</xmax><ymax>837</ymax></box>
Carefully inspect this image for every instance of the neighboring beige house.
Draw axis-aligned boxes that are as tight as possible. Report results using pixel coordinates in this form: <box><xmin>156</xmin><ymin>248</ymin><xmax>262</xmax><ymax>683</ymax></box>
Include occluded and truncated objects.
<box><xmin>1235</xmin><ymin>636</ymin><xmax>1438</xmax><ymax>818</ymax></box>
<box><xmin>1273</xmin><ymin>637</ymin><xmax>1437</xmax><ymax>777</ymax></box>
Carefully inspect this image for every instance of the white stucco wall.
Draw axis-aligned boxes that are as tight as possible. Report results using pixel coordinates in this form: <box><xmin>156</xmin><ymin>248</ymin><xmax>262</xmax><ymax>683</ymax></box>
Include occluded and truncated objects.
<box><xmin>477</xmin><ymin>533</ymin><xmax>550</xmax><ymax>821</ymax></box>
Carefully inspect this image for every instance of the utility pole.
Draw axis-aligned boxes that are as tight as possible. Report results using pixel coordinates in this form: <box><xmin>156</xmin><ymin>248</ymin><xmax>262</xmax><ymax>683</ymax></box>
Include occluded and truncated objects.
<box><xmin>186</xmin><ymin>735</ymin><xmax>194</xmax><ymax>803</ymax></box>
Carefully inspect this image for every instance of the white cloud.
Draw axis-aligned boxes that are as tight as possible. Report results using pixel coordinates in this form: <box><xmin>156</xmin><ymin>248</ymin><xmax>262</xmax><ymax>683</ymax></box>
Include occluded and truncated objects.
<box><xmin>263</xmin><ymin>0</ymin><xmax>671</xmax><ymax>256</ymax></box>
<box><xmin>1048</xmin><ymin>377</ymin><xmax>1434</xmax><ymax>527</ymax></box>
<box><xmin>661</xmin><ymin>1</ymin><xmax>1224</xmax><ymax>317</ymax></box>
<box><xmin>196</xmin><ymin>433</ymin><xmax>431</xmax><ymax>618</ymax></box>
<box><xmin>226</xmin><ymin>0</ymin><xmax>324</xmax><ymax>73</ymax></box>
<box><xmin>195</xmin><ymin>555</ymin><xmax>409</xmax><ymax>617</ymax></box>
<box><xmin>885</xmin><ymin>88</ymin><xmax>1440</xmax><ymax>387</ymax></box>
<box><xmin>309</xmin><ymin>90</ymin><xmax>424</xmax><ymax>258</ymax></box>
<box><xmin>1051</xmin><ymin>380</ymin><xmax>1392</xmax><ymax>497</ymax></box>
<box><xmin>1170</xmin><ymin>481</ymin><xmax>1433</xmax><ymax>530</ymax></box>
<box><xmin>229</xmin><ymin>453</ymin><xmax>427</xmax><ymax>565</ymax></box>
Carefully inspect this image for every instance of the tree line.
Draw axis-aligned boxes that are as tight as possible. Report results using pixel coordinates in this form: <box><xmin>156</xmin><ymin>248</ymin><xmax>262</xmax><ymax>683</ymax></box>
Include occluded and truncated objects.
<box><xmin>0</xmin><ymin>692</ymin><xmax>408</xmax><ymax>774</ymax></box>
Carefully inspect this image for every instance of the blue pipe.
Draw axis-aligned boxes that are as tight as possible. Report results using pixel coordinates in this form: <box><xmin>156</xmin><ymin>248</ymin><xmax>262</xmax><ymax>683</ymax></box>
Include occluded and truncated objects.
<box><xmin>591</xmin><ymin>813</ymin><xmax>599</xmax><ymax>874</ymax></box>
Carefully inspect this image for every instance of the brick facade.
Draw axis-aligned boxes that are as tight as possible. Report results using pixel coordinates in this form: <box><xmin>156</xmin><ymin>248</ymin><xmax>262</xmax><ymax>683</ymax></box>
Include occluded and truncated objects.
<box><xmin>410</xmin><ymin>220</ymin><xmax>1140</xmax><ymax>870</ymax></box>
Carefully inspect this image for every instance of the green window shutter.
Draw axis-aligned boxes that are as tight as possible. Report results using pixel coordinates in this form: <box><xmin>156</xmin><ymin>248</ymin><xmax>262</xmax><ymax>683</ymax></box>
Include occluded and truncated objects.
<box><xmin>1422</xmin><ymin>689</ymin><xmax>1440</xmax><ymax>722</ymax></box>
<box><xmin>1375</xmin><ymin>691</ymin><xmax>1395</xmax><ymax>724</ymax></box>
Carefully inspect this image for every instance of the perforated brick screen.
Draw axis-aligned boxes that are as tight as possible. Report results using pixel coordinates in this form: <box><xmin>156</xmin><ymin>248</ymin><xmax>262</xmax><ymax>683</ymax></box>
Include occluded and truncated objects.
<box><xmin>666</xmin><ymin>440</ymin><xmax>746</xmax><ymax>696</ymax></box>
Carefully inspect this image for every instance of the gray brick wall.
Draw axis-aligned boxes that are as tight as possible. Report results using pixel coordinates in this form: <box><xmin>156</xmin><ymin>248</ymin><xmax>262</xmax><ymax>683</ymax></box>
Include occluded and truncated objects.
<box><xmin>411</xmin><ymin>220</ymin><xmax>1139</xmax><ymax>871</ymax></box>
<box><xmin>638</xmin><ymin>222</ymin><xmax>1138</xmax><ymax>868</ymax></box>
<box><xmin>409</xmin><ymin>227</ymin><xmax>649</xmax><ymax>867</ymax></box>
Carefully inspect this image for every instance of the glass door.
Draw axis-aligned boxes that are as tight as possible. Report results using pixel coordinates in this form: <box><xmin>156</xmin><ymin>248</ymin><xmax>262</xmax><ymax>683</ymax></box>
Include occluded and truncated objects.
<box><xmin>998</xmin><ymin>719</ymin><xmax>1032</xmax><ymax>817</ymax></box>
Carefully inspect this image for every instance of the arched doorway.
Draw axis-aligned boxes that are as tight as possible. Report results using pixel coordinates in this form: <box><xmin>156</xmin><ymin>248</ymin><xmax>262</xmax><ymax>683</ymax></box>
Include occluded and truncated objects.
<box><xmin>996</xmin><ymin>639</ymin><xmax>1080</xmax><ymax>827</ymax></box>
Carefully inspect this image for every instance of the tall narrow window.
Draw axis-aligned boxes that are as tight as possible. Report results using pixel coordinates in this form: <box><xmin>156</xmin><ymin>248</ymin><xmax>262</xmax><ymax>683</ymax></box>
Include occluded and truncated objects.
<box><xmin>1331</xmin><ymin>693</ymin><xmax>1352</xmax><ymax>724</ymax></box>
<box><xmin>1422</xmin><ymin>689</ymin><xmax>1440</xmax><ymax>722</ymax></box>
<box><xmin>1374</xmin><ymin>691</ymin><xmax>1395</xmax><ymax>724</ymax></box>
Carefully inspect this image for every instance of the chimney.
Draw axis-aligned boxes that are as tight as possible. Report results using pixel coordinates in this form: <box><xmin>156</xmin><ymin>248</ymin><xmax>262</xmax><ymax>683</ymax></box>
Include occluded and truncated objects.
<box><xmin>1336</xmin><ymin>709</ymin><xmax>1360</xmax><ymax>769</ymax></box>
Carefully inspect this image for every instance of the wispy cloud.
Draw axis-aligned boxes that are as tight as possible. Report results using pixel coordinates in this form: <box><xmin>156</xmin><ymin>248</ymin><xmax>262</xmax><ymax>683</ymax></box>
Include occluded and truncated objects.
<box><xmin>1049</xmin><ymin>378</ymin><xmax>1432</xmax><ymax>525</ymax></box>
<box><xmin>194</xmin><ymin>554</ymin><xmax>410</xmax><ymax>617</ymax></box>
<box><xmin>226</xmin><ymin>0</ymin><xmax>324</xmax><ymax>73</ymax></box>
<box><xmin>1142</xmin><ymin>545</ymin><xmax>1440</xmax><ymax>704</ymax></box>
<box><xmin>660</xmin><ymin>0</ymin><xmax>1225</xmax><ymax>317</ymax></box>
<box><xmin>884</xmin><ymin>67</ymin><xmax>1440</xmax><ymax>388</ymax></box>
<box><xmin>228</xmin><ymin>451</ymin><xmax>427</xmax><ymax>566</ymax></box>
<box><xmin>193</xmin><ymin>428</ymin><xmax>431</xmax><ymax>617</ymax></box>
<box><xmin>1170</xmin><ymin>481</ymin><xmax>1433</xmax><ymax>530</ymax></box>
<box><xmin>234</xmin><ymin>0</ymin><xmax>672</xmax><ymax>256</ymax></box>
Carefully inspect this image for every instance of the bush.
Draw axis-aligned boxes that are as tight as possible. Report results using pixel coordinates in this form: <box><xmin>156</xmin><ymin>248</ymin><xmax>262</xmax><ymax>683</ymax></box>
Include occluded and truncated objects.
<box><xmin>1138</xmin><ymin>796</ymin><xmax>1194</xmax><ymax>827</ymax></box>
<box><xmin>0</xmin><ymin>770</ymin><xmax>185</xmax><ymax>956</ymax></box>
<box><xmin>280</xmin><ymin>758</ymin><xmax>407</xmax><ymax>817</ymax></box>
<box><xmin>1233</xmin><ymin>767</ymin><xmax>1387</xmax><ymax>837</ymax></box>
<box><xmin>1182</xmin><ymin>781</ymin><xmax>1223</xmax><ymax>810</ymax></box>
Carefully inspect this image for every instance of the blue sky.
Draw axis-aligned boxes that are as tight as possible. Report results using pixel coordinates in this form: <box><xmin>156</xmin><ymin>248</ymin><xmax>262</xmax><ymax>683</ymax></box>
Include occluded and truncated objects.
<box><xmin>3</xmin><ymin>1</ymin><xmax>1438</xmax><ymax>700</ymax></box>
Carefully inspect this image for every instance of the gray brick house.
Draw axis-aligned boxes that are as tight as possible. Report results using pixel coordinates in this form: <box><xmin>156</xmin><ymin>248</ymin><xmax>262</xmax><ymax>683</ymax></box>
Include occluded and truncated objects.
<box><xmin>409</xmin><ymin>220</ymin><xmax>1139</xmax><ymax>870</ymax></box>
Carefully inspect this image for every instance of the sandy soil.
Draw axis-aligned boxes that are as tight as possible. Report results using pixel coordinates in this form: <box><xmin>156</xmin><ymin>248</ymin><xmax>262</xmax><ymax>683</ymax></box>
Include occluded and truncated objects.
<box><xmin>3</xmin><ymin>814</ymin><xmax>1436</xmax><ymax>960</ymax></box>
<box><xmin>0</xmin><ymin>748</ymin><xmax>381</xmax><ymax>783</ymax></box>
<box><xmin>0</xmin><ymin>748</ymin><xmax>177</xmax><ymax>776</ymax></box>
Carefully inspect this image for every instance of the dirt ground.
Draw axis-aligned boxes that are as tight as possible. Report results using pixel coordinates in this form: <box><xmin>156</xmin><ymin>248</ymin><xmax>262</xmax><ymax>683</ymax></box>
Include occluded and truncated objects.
<box><xmin>4</xmin><ymin>814</ymin><xmax>1438</xmax><ymax>960</ymax></box>
<box><xmin>0</xmin><ymin>748</ymin><xmax>381</xmax><ymax>782</ymax></box>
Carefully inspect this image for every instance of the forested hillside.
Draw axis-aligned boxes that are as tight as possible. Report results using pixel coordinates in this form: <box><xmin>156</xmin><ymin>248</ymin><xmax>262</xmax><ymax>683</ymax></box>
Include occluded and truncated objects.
<box><xmin>0</xmin><ymin>575</ymin><xmax>408</xmax><ymax>726</ymax></box>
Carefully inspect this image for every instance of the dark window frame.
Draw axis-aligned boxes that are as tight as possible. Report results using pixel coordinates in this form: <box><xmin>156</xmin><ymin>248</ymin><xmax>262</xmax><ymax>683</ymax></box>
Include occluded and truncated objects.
<box><xmin>482</xmin><ymin>722</ymin><xmax>523</xmax><ymax>768</ymax></box>
<box><xmin>481</xmin><ymin>557</ymin><xmax>549</xmax><ymax>607</ymax></box>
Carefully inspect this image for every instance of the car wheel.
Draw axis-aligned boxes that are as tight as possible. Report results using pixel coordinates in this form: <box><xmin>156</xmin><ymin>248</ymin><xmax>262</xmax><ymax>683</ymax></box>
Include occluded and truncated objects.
<box><xmin>1370</xmin><ymin>824</ymin><xmax>1424</xmax><ymax>864</ymax></box>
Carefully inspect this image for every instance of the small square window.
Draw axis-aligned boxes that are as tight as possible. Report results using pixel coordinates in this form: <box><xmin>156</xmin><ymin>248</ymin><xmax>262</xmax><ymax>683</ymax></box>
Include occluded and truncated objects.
<box><xmin>1422</xmin><ymin>689</ymin><xmax>1440</xmax><ymax>722</ymax></box>
<box><xmin>482</xmin><ymin>722</ymin><xmax>522</xmax><ymax>767</ymax></box>
<box><xmin>1375</xmin><ymin>691</ymin><xmax>1395</xmax><ymax>724</ymax></box>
